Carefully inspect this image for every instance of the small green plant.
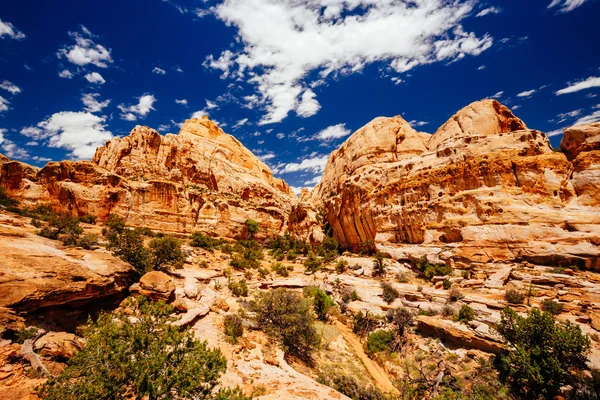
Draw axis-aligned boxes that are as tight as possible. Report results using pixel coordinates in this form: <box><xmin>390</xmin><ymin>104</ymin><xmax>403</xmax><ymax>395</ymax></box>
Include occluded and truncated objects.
<box><xmin>372</xmin><ymin>252</ymin><xmax>386</xmax><ymax>276</ymax></box>
<box><xmin>271</xmin><ymin>262</ymin><xmax>290</xmax><ymax>277</ymax></box>
<box><xmin>504</xmin><ymin>289</ymin><xmax>526</xmax><ymax>305</ymax></box>
<box><xmin>148</xmin><ymin>236</ymin><xmax>185</xmax><ymax>271</ymax></box>
<box><xmin>78</xmin><ymin>233</ymin><xmax>98</xmax><ymax>250</ymax></box>
<box><xmin>442</xmin><ymin>279</ymin><xmax>452</xmax><ymax>290</ymax></box>
<box><xmin>448</xmin><ymin>288</ymin><xmax>463</xmax><ymax>303</ymax></box>
<box><xmin>304</xmin><ymin>251</ymin><xmax>322</xmax><ymax>273</ymax></box>
<box><xmin>189</xmin><ymin>231</ymin><xmax>224</xmax><ymax>250</ymax></box>
<box><xmin>257</xmin><ymin>267</ymin><xmax>269</xmax><ymax>279</ymax></box>
<box><xmin>318</xmin><ymin>370</ymin><xmax>385</xmax><ymax>400</ymax></box>
<box><xmin>245</xmin><ymin>219</ymin><xmax>259</xmax><ymax>239</ymax></box>
<box><xmin>223</xmin><ymin>314</ymin><xmax>244</xmax><ymax>344</ymax></box>
<box><xmin>396</xmin><ymin>272</ymin><xmax>409</xmax><ymax>283</ymax></box>
<box><xmin>386</xmin><ymin>307</ymin><xmax>414</xmax><ymax>337</ymax></box>
<box><xmin>304</xmin><ymin>286</ymin><xmax>335</xmax><ymax>322</ymax></box>
<box><xmin>228</xmin><ymin>278</ymin><xmax>249</xmax><ymax>297</ymax></box>
<box><xmin>335</xmin><ymin>259</ymin><xmax>348</xmax><ymax>274</ymax></box>
<box><xmin>15</xmin><ymin>326</ymin><xmax>40</xmax><ymax>344</ymax></box>
<box><xmin>381</xmin><ymin>282</ymin><xmax>399</xmax><ymax>304</ymax></box>
<box><xmin>199</xmin><ymin>260</ymin><xmax>209</xmax><ymax>269</ymax></box>
<box><xmin>78</xmin><ymin>214</ymin><xmax>97</xmax><ymax>224</ymax></box>
<box><xmin>413</xmin><ymin>256</ymin><xmax>451</xmax><ymax>281</ymax></box>
<box><xmin>352</xmin><ymin>311</ymin><xmax>379</xmax><ymax>337</ymax></box>
<box><xmin>442</xmin><ymin>305</ymin><xmax>455</xmax><ymax>317</ymax></box>
<box><xmin>366</xmin><ymin>330</ymin><xmax>393</xmax><ymax>354</ymax></box>
<box><xmin>457</xmin><ymin>304</ymin><xmax>474</xmax><ymax>323</ymax></box>
<box><xmin>541</xmin><ymin>299</ymin><xmax>564</xmax><ymax>315</ymax></box>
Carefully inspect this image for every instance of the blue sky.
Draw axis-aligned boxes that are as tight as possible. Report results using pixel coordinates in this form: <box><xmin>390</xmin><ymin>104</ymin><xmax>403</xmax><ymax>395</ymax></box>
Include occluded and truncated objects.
<box><xmin>0</xmin><ymin>0</ymin><xmax>599</xmax><ymax>193</ymax></box>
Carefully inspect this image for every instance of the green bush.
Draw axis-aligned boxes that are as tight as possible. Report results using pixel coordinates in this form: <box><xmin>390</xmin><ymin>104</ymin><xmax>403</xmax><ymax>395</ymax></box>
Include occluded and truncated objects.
<box><xmin>414</xmin><ymin>256</ymin><xmax>451</xmax><ymax>281</ymax></box>
<box><xmin>504</xmin><ymin>289</ymin><xmax>525</xmax><ymax>305</ymax></box>
<box><xmin>442</xmin><ymin>279</ymin><xmax>452</xmax><ymax>290</ymax></box>
<box><xmin>497</xmin><ymin>307</ymin><xmax>591</xmax><ymax>399</ymax></box>
<box><xmin>37</xmin><ymin>297</ymin><xmax>244</xmax><ymax>400</ymax></box>
<box><xmin>78</xmin><ymin>233</ymin><xmax>98</xmax><ymax>250</ymax></box>
<box><xmin>190</xmin><ymin>232</ymin><xmax>224</xmax><ymax>251</ymax></box>
<box><xmin>381</xmin><ymin>282</ymin><xmax>399</xmax><ymax>304</ymax></box>
<box><xmin>245</xmin><ymin>219</ymin><xmax>259</xmax><ymax>239</ymax></box>
<box><xmin>316</xmin><ymin>236</ymin><xmax>339</xmax><ymax>263</ymax></box>
<box><xmin>223</xmin><ymin>314</ymin><xmax>244</xmax><ymax>344</ymax></box>
<box><xmin>318</xmin><ymin>370</ymin><xmax>385</xmax><ymax>400</ymax></box>
<box><xmin>386</xmin><ymin>307</ymin><xmax>414</xmax><ymax>337</ymax></box>
<box><xmin>304</xmin><ymin>251</ymin><xmax>322</xmax><ymax>273</ymax></box>
<box><xmin>228</xmin><ymin>278</ymin><xmax>249</xmax><ymax>297</ymax></box>
<box><xmin>304</xmin><ymin>286</ymin><xmax>335</xmax><ymax>322</ymax></box>
<box><xmin>102</xmin><ymin>214</ymin><xmax>126</xmax><ymax>235</ymax></box>
<box><xmin>78</xmin><ymin>214</ymin><xmax>97</xmax><ymax>224</ymax></box>
<box><xmin>366</xmin><ymin>330</ymin><xmax>393</xmax><ymax>354</ymax></box>
<box><xmin>251</xmin><ymin>288</ymin><xmax>319</xmax><ymax>362</ymax></box>
<box><xmin>37</xmin><ymin>214</ymin><xmax>83</xmax><ymax>245</ymax></box>
<box><xmin>268</xmin><ymin>232</ymin><xmax>310</xmax><ymax>259</ymax></box>
<box><xmin>148</xmin><ymin>236</ymin><xmax>185</xmax><ymax>271</ymax></box>
<box><xmin>372</xmin><ymin>253</ymin><xmax>386</xmax><ymax>276</ymax></box>
<box><xmin>448</xmin><ymin>288</ymin><xmax>463</xmax><ymax>303</ymax></box>
<box><xmin>107</xmin><ymin>229</ymin><xmax>151</xmax><ymax>274</ymax></box>
<box><xmin>457</xmin><ymin>304</ymin><xmax>474</xmax><ymax>323</ymax></box>
<box><xmin>335</xmin><ymin>259</ymin><xmax>348</xmax><ymax>274</ymax></box>
<box><xmin>541</xmin><ymin>299</ymin><xmax>564</xmax><ymax>315</ymax></box>
<box><xmin>270</xmin><ymin>262</ymin><xmax>290</xmax><ymax>277</ymax></box>
<box><xmin>352</xmin><ymin>311</ymin><xmax>379</xmax><ymax>337</ymax></box>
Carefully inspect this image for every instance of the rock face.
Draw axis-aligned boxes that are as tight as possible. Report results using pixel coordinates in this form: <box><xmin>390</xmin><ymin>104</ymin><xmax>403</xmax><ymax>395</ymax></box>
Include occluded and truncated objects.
<box><xmin>310</xmin><ymin>100</ymin><xmax>600</xmax><ymax>270</ymax></box>
<box><xmin>130</xmin><ymin>271</ymin><xmax>176</xmax><ymax>302</ymax></box>
<box><xmin>0</xmin><ymin>117</ymin><xmax>297</xmax><ymax>239</ymax></box>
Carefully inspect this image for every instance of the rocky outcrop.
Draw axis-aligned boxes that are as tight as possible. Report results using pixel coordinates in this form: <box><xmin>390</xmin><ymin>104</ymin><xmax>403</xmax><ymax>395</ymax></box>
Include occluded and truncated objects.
<box><xmin>561</xmin><ymin>122</ymin><xmax>600</xmax><ymax>160</ymax></box>
<box><xmin>130</xmin><ymin>271</ymin><xmax>176</xmax><ymax>302</ymax></box>
<box><xmin>310</xmin><ymin>100</ymin><xmax>600</xmax><ymax>270</ymax></box>
<box><xmin>0</xmin><ymin>117</ymin><xmax>298</xmax><ymax>239</ymax></box>
<box><xmin>0</xmin><ymin>215</ymin><xmax>134</xmax><ymax>313</ymax></box>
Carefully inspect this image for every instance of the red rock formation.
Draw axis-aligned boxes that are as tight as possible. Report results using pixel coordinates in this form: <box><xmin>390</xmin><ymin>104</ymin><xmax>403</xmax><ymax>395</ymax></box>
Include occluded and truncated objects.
<box><xmin>310</xmin><ymin>100</ymin><xmax>600</xmax><ymax>269</ymax></box>
<box><xmin>0</xmin><ymin>117</ymin><xmax>298</xmax><ymax>238</ymax></box>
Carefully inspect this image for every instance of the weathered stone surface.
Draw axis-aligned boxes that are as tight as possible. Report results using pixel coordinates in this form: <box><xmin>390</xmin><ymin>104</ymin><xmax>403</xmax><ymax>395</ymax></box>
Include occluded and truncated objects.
<box><xmin>130</xmin><ymin>271</ymin><xmax>175</xmax><ymax>302</ymax></box>
<box><xmin>309</xmin><ymin>100</ymin><xmax>600</xmax><ymax>270</ymax></box>
<box><xmin>0</xmin><ymin>308</ymin><xmax>25</xmax><ymax>338</ymax></box>
<box><xmin>0</xmin><ymin>117</ymin><xmax>299</xmax><ymax>239</ymax></box>
<box><xmin>561</xmin><ymin>122</ymin><xmax>600</xmax><ymax>160</ymax></box>
<box><xmin>0</xmin><ymin>215</ymin><xmax>134</xmax><ymax>313</ymax></box>
<box><xmin>33</xmin><ymin>332</ymin><xmax>84</xmax><ymax>360</ymax></box>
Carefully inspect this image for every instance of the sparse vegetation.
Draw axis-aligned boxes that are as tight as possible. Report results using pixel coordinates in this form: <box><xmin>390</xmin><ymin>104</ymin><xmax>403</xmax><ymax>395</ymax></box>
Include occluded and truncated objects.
<box><xmin>497</xmin><ymin>306</ymin><xmax>591</xmax><ymax>399</ymax></box>
<box><xmin>37</xmin><ymin>214</ymin><xmax>83</xmax><ymax>246</ymax></box>
<box><xmin>270</xmin><ymin>262</ymin><xmax>290</xmax><ymax>277</ymax></box>
<box><xmin>335</xmin><ymin>259</ymin><xmax>348</xmax><ymax>274</ymax></box>
<box><xmin>381</xmin><ymin>282</ymin><xmax>399</xmax><ymax>304</ymax></box>
<box><xmin>541</xmin><ymin>299</ymin><xmax>564</xmax><ymax>315</ymax></box>
<box><xmin>0</xmin><ymin>187</ymin><xmax>19</xmax><ymax>208</ymax></box>
<box><xmin>304</xmin><ymin>286</ymin><xmax>335</xmax><ymax>322</ymax></box>
<box><xmin>372</xmin><ymin>252</ymin><xmax>386</xmax><ymax>276</ymax></box>
<box><xmin>251</xmin><ymin>288</ymin><xmax>319</xmax><ymax>362</ymax></box>
<box><xmin>457</xmin><ymin>304</ymin><xmax>474</xmax><ymax>323</ymax></box>
<box><xmin>316</xmin><ymin>235</ymin><xmax>339</xmax><ymax>263</ymax></box>
<box><xmin>447</xmin><ymin>288</ymin><xmax>463</xmax><ymax>303</ymax></box>
<box><xmin>352</xmin><ymin>311</ymin><xmax>380</xmax><ymax>337</ymax></box>
<box><xmin>504</xmin><ymin>289</ymin><xmax>526</xmax><ymax>305</ymax></box>
<box><xmin>386</xmin><ymin>307</ymin><xmax>414</xmax><ymax>337</ymax></box>
<box><xmin>148</xmin><ymin>236</ymin><xmax>185</xmax><ymax>271</ymax></box>
<box><xmin>37</xmin><ymin>297</ymin><xmax>246</xmax><ymax>400</ymax></box>
<box><xmin>413</xmin><ymin>256</ymin><xmax>451</xmax><ymax>281</ymax></box>
<box><xmin>304</xmin><ymin>251</ymin><xmax>322</xmax><ymax>273</ymax></box>
<box><xmin>366</xmin><ymin>329</ymin><xmax>393</xmax><ymax>355</ymax></box>
<box><xmin>228</xmin><ymin>278</ymin><xmax>249</xmax><ymax>297</ymax></box>
<box><xmin>223</xmin><ymin>314</ymin><xmax>244</xmax><ymax>344</ymax></box>
<box><xmin>245</xmin><ymin>218</ymin><xmax>259</xmax><ymax>239</ymax></box>
<box><xmin>78</xmin><ymin>214</ymin><xmax>97</xmax><ymax>224</ymax></box>
<box><xmin>190</xmin><ymin>231</ymin><xmax>225</xmax><ymax>251</ymax></box>
<box><xmin>318</xmin><ymin>370</ymin><xmax>385</xmax><ymax>400</ymax></box>
<box><xmin>106</xmin><ymin>226</ymin><xmax>151</xmax><ymax>274</ymax></box>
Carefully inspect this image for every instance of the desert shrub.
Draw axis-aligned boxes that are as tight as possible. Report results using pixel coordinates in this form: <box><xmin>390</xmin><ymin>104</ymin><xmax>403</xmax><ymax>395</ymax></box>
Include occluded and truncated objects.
<box><xmin>335</xmin><ymin>259</ymin><xmax>349</xmax><ymax>274</ymax></box>
<box><xmin>341</xmin><ymin>288</ymin><xmax>359</xmax><ymax>303</ymax></box>
<box><xmin>268</xmin><ymin>232</ymin><xmax>310</xmax><ymax>258</ymax></box>
<box><xmin>457</xmin><ymin>304</ymin><xmax>474</xmax><ymax>323</ymax></box>
<box><xmin>318</xmin><ymin>370</ymin><xmax>385</xmax><ymax>400</ymax></box>
<box><xmin>504</xmin><ymin>289</ymin><xmax>525</xmax><ymax>305</ymax></box>
<box><xmin>78</xmin><ymin>233</ymin><xmax>98</xmax><ymax>250</ymax></box>
<box><xmin>304</xmin><ymin>251</ymin><xmax>322</xmax><ymax>273</ymax></box>
<box><xmin>257</xmin><ymin>267</ymin><xmax>269</xmax><ymax>279</ymax></box>
<box><xmin>442</xmin><ymin>279</ymin><xmax>452</xmax><ymax>290</ymax></box>
<box><xmin>190</xmin><ymin>231</ymin><xmax>224</xmax><ymax>250</ymax></box>
<box><xmin>497</xmin><ymin>307</ymin><xmax>591</xmax><ymax>399</ymax></box>
<box><xmin>251</xmin><ymin>288</ymin><xmax>319</xmax><ymax>362</ymax></box>
<box><xmin>442</xmin><ymin>305</ymin><xmax>456</xmax><ymax>317</ymax></box>
<box><xmin>381</xmin><ymin>282</ymin><xmax>399</xmax><ymax>304</ymax></box>
<box><xmin>414</xmin><ymin>256</ymin><xmax>451</xmax><ymax>281</ymax></box>
<box><xmin>396</xmin><ymin>272</ymin><xmax>410</xmax><ymax>283</ymax></box>
<box><xmin>270</xmin><ymin>262</ymin><xmax>290</xmax><ymax>277</ymax></box>
<box><xmin>107</xmin><ymin>229</ymin><xmax>151</xmax><ymax>274</ymax></box>
<box><xmin>541</xmin><ymin>299</ymin><xmax>564</xmax><ymax>315</ymax></box>
<box><xmin>102</xmin><ymin>214</ymin><xmax>126</xmax><ymax>236</ymax></box>
<box><xmin>78</xmin><ymin>214</ymin><xmax>96</xmax><ymax>224</ymax></box>
<box><xmin>316</xmin><ymin>235</ymin><xmax>339</xmax><ymax>263</ymax></box>
<box><xmin>353</xmin><ymin>311</ymin><xmax>380</xmax><ymax>337</ymax></box>
<box><xmin>15</xmin><ymin>326</ymin><xmax>40</xmax><ymax>344</ymax></box>
<box><xmin>228</xmin><ymin>278</ymin><xmax>248</xmax><ymax>297</ymax></box>
<box><xmin>358</xmin><ymin>240</ymin><xmax>376</xmax><ymax>256</ymax></box>
<box><xmin>304</xmin><ymin>286</ymin><xmax>335</xmax><ymax>322</ymax></box>
<box><xmin>271</xmin><ymin>248</ymin><xmax>285</xmax><ymax>261</ymax></box>
<box><xmin>372</xmin><ymin>252</ymin><xmax>386</xmax><ymax>276</ymax></box>
<box><xmin>37</xmin><ymin>297</ymin><xmax>244</xmax><ymax>400</ymax></box>
<box><xmin>0</xmin><ymin>187</ymin><xmax>19</xmax><ymax>208</ymax></box>
<box><xmin>245</xmin><ymin>219</ymin><xmax>259</xmax><ymax>239</ymax></box>
<box><xmin>223</xmin><ymin>314</ymin><xmax>244</xmax><ymax>344</ymax></box>
<box><xmin>366</xmin><ymin>330</ymin><xmax>394</xmax><ymax>354</ymax></box>
<box><xmin>38</xmin><ymin>214</ymin><xmax>83</xmax><ymax>245</ymax></box>
<box><xmin>418</xmin><ymin>308</ymin><xmax>439</xmax><ymax>317</ymax></box>
<box><xmin>448</xmin><ymin>288</ymin><xmax>463</xmax><ymax>303</ymax></box>
<box><xmin>386</xmin><ymin>307</ymin><xmax>414</xmax><ymax>337</ymax></box>
<box><xmin>148</xmin><ymin>236</ymin><xmax>185</xmax><ymax>271</ymax></box>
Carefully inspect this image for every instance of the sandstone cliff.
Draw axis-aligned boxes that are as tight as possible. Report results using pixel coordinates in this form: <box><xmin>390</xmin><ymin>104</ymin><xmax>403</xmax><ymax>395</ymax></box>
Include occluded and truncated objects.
<box><xmin>309</xmin><ymin>100</ymin><xmax>600</xmax><ymax>270</ymax></box>
<box><xmin>0</xmin><ymin>117</ymin><xmax>298</xmax><ymax>238</ymax></box>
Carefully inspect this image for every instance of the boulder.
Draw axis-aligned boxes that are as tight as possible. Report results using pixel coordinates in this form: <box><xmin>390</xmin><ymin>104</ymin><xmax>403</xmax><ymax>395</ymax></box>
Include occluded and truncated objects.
<box><xmin>130</xmin><ymin>271</ymin><xmax>175</xmax><ymax>302</ymax></box>
<box><xmin>0</xmin><ymin>308</ymin><xmax>25</xmax><ymax>338</ymax></box>
<box><xmin>33</xmin><ymin>332</ymin><xmax>84</xmax><ymax>360</ymax></box>
<box><xmin>560</xmin><ymin>122</ymin><xmax>600</xmax><ymax>160</ymax></box>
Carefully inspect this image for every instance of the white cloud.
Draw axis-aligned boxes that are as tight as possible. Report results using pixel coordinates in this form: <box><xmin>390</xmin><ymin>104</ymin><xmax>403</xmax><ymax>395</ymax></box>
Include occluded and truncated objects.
<box><xmin>478</xmin><ymin>65</ymin><xmax>486</xmax><ymax>70</ymax></box>
<box><xmin>408</xmin><ymin>120</ymin><xmax>429</xmax><ymax>128</ymax></box>
<box><xmin>296</xmin><ymin>89</ymin><xmax>321</xmax><ymax>118</ymax></box>
<box><xmin>391</xmin><ymin>77</ymin><xmax>403</xmax><ymax>85</ymax></box>
<box><xmin>556</xmin><ymin>76</ymin><xmax>600</xmax><ymax>95</ymax></box>
<box><xmin>59</xmin><ymin>69</ymin><xmax>74</xmax><ymax>79</ymax></box>
<box><xmin>205</xmin><ymin>100</ymin><xmax>218</xmax><ymax>109</ymax></box>
<box><xmin>257</xmin><ymin>152</ymin><xmax>275</xmax><ymax>162</ymax></box>
<box><xmin>233</xmin><ymin>118</ymin><xmax>249</xmax><ymax>128</ymax></box>
<box><xmin>33</xmin><ymin>111</ymin><xmax>113</xmax><ymax>159</ymax></box>
<box><xmin>273</xmin><ymin>154</ymin><xmax>329</xmax><ymax>174</ymax></box>
<box><xmin>0</xmin><ymin>128</ymin><xmax>5</xmax><ymax>144</ymax></box>
<box><xmin>476</xmin><ymin>7</ymin><xmax>502</xmax><ymax>17</ymax></box>
<box><xmin>57</xmin><ymin>26</ymin><xmax>113</xmax><ymax>68</ymax></box>
<box><xmin>118</xmin><ymin>94</ymin><xmax>156</xmax><ymax>121</ymax></box>
<box><xmin>314</xmin><ymin>123</ymin><xmax>351</xmax><ymax>141</ymax></box>
<box><xmin>20</xmin><ymin>126</ymin><xmax>46</xmax><ymax>140</ymax></box>
<box><xmin>158</xmin><ymin>124</ymin><xmax>171</xmax><ymax>132</ymax></box>
<box><xmin>153</xmin><ymin>67</ymin><xmax>167</xmax><ymax>75</ymax></box>
<box><xmin>517</xmin><ymin>89</ymin><xmax>536</xmax><ymax>98</ymax></box>
<box><xmin>548</xmin><ymin>0</ymin><xmax>589</xmax><ymax>13</ymax></box>
<box><xmin>208</xmin><ymin>0</ymin><xmax>493</xmax><ymax>124</ymax></box>
<box><xmin>546</xmin><ymin>128</ymin><xmax>564</xmax><ymax>137</ymax></box>
<box><xmin>556</xmin><ymin>109</ymin><xmax>582</xmax><ymax>123</ymax></box>
<box><xmin>32</xmin><ymin>155</ymin><xmax>52</xmax><ymax>163</ymax></box>
<box><xmin>512</xmin><ymin>105</ymin><xmax>521</xmax><ymax>110</ymax></box>
<box><xmin>304</xmin><ymin>175</ymin><xmax>321</xmax><ymax>186</ymax></box>
<box><xmin>573</xmin><ymin>110</ymin><xmax>600</xmax><ymax>126</ymax></box>
<box><xmin>176</xmin><ymin>66</ymin><xmax>184</xmax><ymax>73</ymax></box>
<box><xmin>0</xmin><ymin>19</ymin><xmax>26</xmax><ymax>40</ymax></box>
<box><xmin>82</xmin><ymin>93</ymin><xmax>111</xmax><ymax>113</ymax></box>
<box><xmin>0</xmin><ymin>95</ymin><xmax>9</xmax><ymax>112</ymax></box>
<box><xmin>175</xmin><ymin>99</ymin><xmax>188</xmax><ymax>105</ymax></box>
<box><xmin>1</xmin><ymin>140</ymin><xmax>29</xmax><ymax>160</ymax></box>
<box><xmin>0</xmin><ymin>80</ymin><xmax>22</xmax><ymax>94</ymax></box>
<box><xmin>85</xmin><ymin>72</ymin><xmax>106</xmax><ymax>84</ymax></box>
